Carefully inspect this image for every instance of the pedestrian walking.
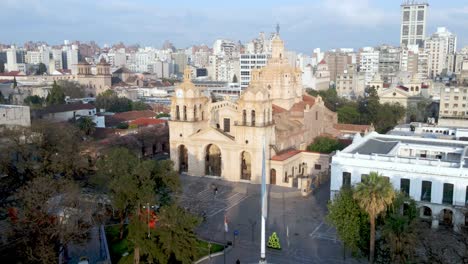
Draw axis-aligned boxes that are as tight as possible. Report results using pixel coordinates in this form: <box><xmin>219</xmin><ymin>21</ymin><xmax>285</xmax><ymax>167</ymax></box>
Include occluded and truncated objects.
<box><xmin>236</xmin><ymin>259</ymin><xmax>240</xmax><ymax>264</ymax></box>
<box><xmin>214</xmin><ymin>187</ymin><xmax>218</xmax><ymax>196</ymax></box>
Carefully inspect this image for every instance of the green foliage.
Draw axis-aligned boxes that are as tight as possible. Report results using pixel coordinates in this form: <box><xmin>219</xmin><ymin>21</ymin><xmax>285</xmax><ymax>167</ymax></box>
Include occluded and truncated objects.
<box><xmin>327</xmin><ymin>187</ymin><xmax>368</xmax><ymax>255</ymax></box>
<box><xmin>23</xmin><ymin>95</ymin><xmax>45</xmax><ymax>108</ymax></box>
<box><xmin>76</xmin><ymin>116</ymin><xmax>96</xmax><ymax>136</ymax></box>
<box><xmin>131</xmin><ymin>101</ymin><xmax>149</xmax><ymax>111</ymax></box>
<box><xmin>307</xmin><ymin>136</ymin><xmax>345</xmax><ymax>154</ymax></box>
<box><xmin>353</xmin><ymin>172</ymin><xmax>396</xmax><ymax>263</ymax></box>
<box><xmin>307</xmin><ymin>87</ymin><xmax>406</xmax><ymax>133</ymax></box>
<box><xmin>36</xmin><ymin>63</ymin><xmax>47</xmax><ymax>75</ymax></box>
<box><xmin>232</xmin><ymin>74</ymin><xmax>238</xmax><ymax>83</ymax></box>
<box><xmin>337</xmin><ymin>103</ymin><xmax>360</xmax><ymax>124</ymax></box>
<box><xmin>157</xmin><ymin>113</ymin><xmax>170</xmax><ymax>118</ymax></box>
<box><xmin>267</xmin><ymin>232</ymin><xmax>281</xmax><ymax>249</ymax></box>
<box><xmin>95</xmin><ymin>90</ymin><xmax>132</xmax><ymax>112</ymax></box>
<box><xmin>46</xmin><ymin>81</ymin><xmax>65</xmax><ymax>105</ymax></box>
<box><xmin>0</xmin><ymin>61</ymin><xmax>5</xmax><ymax>73</ymax></box>
<box><xmin>57</xmin><ymin>80</ymin><xmax>86</xmax><ymax>98</ymax></box>
<box><xmin>117</xmin><ymin>122</ymin><xmax>129</xmax><ymax>129</ymax></box>
<box><xmin>407</xmin><ymin>99</ymin><xmax>432</xmax><ymax>123</ymax></box>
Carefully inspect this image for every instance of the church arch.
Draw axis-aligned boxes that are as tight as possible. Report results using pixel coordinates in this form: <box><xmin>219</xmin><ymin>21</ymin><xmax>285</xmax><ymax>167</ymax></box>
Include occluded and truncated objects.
<box><xmin>240</xmin><ymin>151</ymin><xmax>252</xmax><ymax>180</ymax></box>
<box><xmin>440</xmin><ymin>208</ymin><xmax>454</xmax><ymax>227</ymax></box>
<box><xmin>178</xmin><ymin>145</ymin><xmax>188</xmax><ymax>172</ymax></box>
<box><xmin>205</xmin><ymin>144</ymin><xmax>222</xmax><ymax>176</ymax></box>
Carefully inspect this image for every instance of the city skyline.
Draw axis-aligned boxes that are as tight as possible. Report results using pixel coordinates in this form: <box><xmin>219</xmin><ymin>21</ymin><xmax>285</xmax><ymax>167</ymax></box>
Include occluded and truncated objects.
<box><xmin>2</xmin><ymin>0</ymin><xmax>468</xmax><ymax>52</ymax></box>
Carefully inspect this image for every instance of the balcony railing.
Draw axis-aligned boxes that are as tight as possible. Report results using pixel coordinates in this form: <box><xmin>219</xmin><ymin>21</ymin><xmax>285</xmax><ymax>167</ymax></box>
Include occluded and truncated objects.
<box><xmin>234</xmin><ymin>121</ymin><xmax>274</xmax><ymax>127</ymax></box>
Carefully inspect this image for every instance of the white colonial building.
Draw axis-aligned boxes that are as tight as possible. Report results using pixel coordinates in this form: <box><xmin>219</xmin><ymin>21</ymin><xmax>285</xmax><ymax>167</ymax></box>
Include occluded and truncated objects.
<box><xmin>331</xmin><ymin>132</ymin><xmax>468</xmax><ymax>230</ymax></box>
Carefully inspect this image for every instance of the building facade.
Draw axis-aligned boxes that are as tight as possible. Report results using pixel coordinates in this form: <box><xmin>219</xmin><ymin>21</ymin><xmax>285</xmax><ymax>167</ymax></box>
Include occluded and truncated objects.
<box><xmin>400</xmin><ymin>1</ymin><xmax>429</xmax><ymax>48</ymax></box>
<box><xmin>331</xmin><ymin>132</ymin><xmax>468</xmax><ymax>229</ymax></box>
<box><xmin>0</xmin><ymin>104</ymin><xmax>31</xmax><ymax>127</ymax></box>
<box><xmin>169</xmin><ymin>34</ymin><xmax>338</xmax><ymax>188</ymax></box>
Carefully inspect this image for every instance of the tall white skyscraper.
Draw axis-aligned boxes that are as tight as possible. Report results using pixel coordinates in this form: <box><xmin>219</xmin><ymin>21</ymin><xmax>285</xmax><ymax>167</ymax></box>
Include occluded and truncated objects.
<box><xmin>425</xmin><ymin>27</ymin><xmax>457</xmax><ymax>77</ymax></box>
<box><xmin>400</xmin><ymin>1</ymin><xmax>429</xmax><ymax>48</ymax></box>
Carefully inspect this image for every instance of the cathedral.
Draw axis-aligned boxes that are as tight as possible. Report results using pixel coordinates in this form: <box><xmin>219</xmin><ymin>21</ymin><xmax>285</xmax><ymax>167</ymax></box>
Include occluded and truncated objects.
<box><xmin>169</xmin><ymin>33</ymin><xmax>338</xmax><ymax>189</ymax></box>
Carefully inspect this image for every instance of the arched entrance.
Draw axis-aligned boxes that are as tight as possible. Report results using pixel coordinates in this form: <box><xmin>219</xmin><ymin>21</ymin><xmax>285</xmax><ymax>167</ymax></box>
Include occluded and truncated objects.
<box><xmin>440</xmin><ymin>209</ymin><xmax>453</xmax><ymax>227</ymax></box>
<box><xmin>205</xmin><ymin>144</ymin><xmax>222</xmax><ymax>176</ymax></box>
<box><xmin>420</xmin><ymin>206</ymin><xmax>432</xmax><ymax>218</ymax></box>
<box><xmin>240</xmin><ymin>151</ymin><xmax>251</xmax><ymax>180</ymax></box>
<box><xmin>178</xmin><ymin>145</ymin><xmax>188</xmax><ymax>172</ymax></box>
<box><xmin>270</xmin><ymin>169</ymin><xmax>276</xmax><ymax>185</ymax></box>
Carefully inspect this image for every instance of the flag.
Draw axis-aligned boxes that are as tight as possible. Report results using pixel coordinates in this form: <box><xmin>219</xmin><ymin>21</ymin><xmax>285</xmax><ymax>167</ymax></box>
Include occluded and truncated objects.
<box><xmin>224</xmin><ymin>215</ymin><xmax>229</xmax><ymax>233</ymax></box>
<box><xmin>261</xmin><ymin>138</ymin><xmax>268</xmax><ymax>218</ymax></box>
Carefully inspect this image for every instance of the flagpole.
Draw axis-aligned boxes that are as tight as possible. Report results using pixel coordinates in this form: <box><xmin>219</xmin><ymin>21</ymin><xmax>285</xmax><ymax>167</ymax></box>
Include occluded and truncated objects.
<box><xmin>259</xmin><ymin>137</ymin><xmax>267</xmax><ymax>264</ymax></box>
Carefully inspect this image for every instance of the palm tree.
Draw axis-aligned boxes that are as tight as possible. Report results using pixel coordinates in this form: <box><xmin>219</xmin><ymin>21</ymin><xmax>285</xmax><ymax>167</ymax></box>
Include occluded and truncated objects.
<box><xmin>353</xmin><ymin>172</ymin><xmax>395</xmax><ymax>263</ymax></box>
<box><xmin>77</xmin><ymin>116</ymin><xmax>96</xmax><ymax>136</ymax></box>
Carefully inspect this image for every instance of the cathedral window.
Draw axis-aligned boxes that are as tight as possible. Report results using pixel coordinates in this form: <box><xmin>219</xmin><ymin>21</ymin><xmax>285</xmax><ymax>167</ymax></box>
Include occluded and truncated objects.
<box><xmin>194</xmin><ymin>105</ymin><xmax>197</xmax><ymax>121</ymax></box>
<box><xmin>251</xmin><ymin>110</ymin><xmax>256</xmax><ymax>127</ymax></box>
<box><xmin>223</xmin><ymin>118</ymin><xmax>230</xmax><ymax>133</ymax></box>
<box><xmin>201</xmin><ymin>111</ymin><xmax>204</xmax><ymax>121</ymax></box>
<box><xmin>242</xmin><ymin>110</ymin><xmax>247</xmax><ymax>125</ymax></box>
<box><xmin>176</xmin><ymin>106</ymin><xmax>180</xmax><ymax>120</ymax></box>
<box><xmin>183</xmin><ymin>106</ymin><xmax>187</xmax><ymax>121</ymax></box>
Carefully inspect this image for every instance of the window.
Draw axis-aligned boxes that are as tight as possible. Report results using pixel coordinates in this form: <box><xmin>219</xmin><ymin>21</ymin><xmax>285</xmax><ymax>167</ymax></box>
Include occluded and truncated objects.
<box><xmin>401</xmin><ymin>178</ymin><xmax>410</xmax><ymax>195</ymax></box>
<box><xmin>242</xmin><ymin>110</ymin><xmax>246</xmax><ymax>125</ymax></box>
<box><xmin>421</xmin><ymin>181</ymin><xmax>432</xmax><ymax>202</ymax></box>
<box><xmin>342</xmin><ymin>172</ymin><xmax>351</xmax><ymax>187</ymax></box>
<box><xmin>176</xmin><ymin>106</ymin><xmax>180</xmax><ymax>120</ymax></box>
<box><xmin>403</xmin><ymin>11</ymin><xmax>410</xmax><ymax>22</ymax></box>
<box><xmin>465</xmin><ymin>186</ymin><xmax>468</xmax><ymax>205</ymax></box>
<box><xmin>442</xmin><ymin>183</ymin><xmax>454</xmax><ymax>205</ymax></box>
<box><xmin>284</xmin><ymin>172</ymin><xmax>289</xmax><ymax>183</ymax></box>
<box><xmin>314</xmin><ymin>164</ymin><xmax>322</xmax><ymax>170</ymax></box>
<box><xmin>315</xmin><ymin>111</ymin><xmax>318</xmax><ymax>120</ymax></box>
<box><xmin>183</xmin><ymin>106</ymin><xmax>187</xmax><ymax>121</ymax></box>
<box><xmin>251</xmin><ymin>110</ymin><xmax>256</xmax><ymax>126</ymax></box>
<box><xmin>417</xmin><ymin>10</ymin><xmax>425</xmax><ymax>21</ymax></box>
<box><xmin>223</xmin><ymin>118</ymin><xmax>230</xmax><ymax>132</ymax></box>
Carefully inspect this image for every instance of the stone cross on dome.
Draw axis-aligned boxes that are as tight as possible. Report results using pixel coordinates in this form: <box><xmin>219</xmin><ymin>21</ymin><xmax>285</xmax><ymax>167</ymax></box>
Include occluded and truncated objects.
<box><xmin>276</xmin><ymin>23</ymin><xmax>280</xmax><ymax>35</ymax></box>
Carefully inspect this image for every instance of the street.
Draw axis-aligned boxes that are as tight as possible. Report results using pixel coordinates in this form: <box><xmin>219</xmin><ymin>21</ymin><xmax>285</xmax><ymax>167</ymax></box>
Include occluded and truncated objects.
<box><xmin>179</xmin><ymin>175</ymin><xmax>361</xmax><ymax>264</ymax></box>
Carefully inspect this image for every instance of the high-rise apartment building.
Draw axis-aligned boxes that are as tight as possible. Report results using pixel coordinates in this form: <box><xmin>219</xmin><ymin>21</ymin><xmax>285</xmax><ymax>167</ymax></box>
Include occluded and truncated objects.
<box><xmin>325</xmin><ymin>51</ymin><xmax>353</xmax><ymax>82</ymax></box>
<box><xmin>359</xmin><ymin>47</ymin><xmax>380</xmax><ymax>84</ymax></box>
<box><xmin>400</xmin><ymin>1</ymin><xmax>429</xmax><ymax>48</ymax></box>
<box><xmin>239</xmin><ymin>54</ymin><xmax>268</xmax><ymax>89</ymax></box>
<box><xmin>425</xmin><ymin>27</ymin><xmax>457</xmax><ymax>78</ymax></box>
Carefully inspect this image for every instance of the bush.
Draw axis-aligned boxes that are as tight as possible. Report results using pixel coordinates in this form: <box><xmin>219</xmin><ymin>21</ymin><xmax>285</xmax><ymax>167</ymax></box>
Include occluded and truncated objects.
<box><xmin>307</xmin><ymin>136</ymin><xmax>344</xmax><ymax>154</ymax></box>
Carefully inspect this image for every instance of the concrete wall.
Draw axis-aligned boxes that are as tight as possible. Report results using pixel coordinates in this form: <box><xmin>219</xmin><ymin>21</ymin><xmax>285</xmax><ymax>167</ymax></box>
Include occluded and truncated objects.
<box><xmin>0</xmin><ymin>105</ymin><xmax>31</xmax><ymax>127</ymax></box>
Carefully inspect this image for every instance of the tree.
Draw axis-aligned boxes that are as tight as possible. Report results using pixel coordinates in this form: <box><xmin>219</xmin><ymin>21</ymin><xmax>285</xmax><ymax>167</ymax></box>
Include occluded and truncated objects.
<box><xmin>132</xmin><ymin>101</ymin><xmax>149</xmax><ymax>111</ymax></box>
<box><xmin>374</xmin><ymin>103</ymin><xmax>405</xmax><ymax>133</ymax></box>
<box><xmin>9</xmin><ymin>176</ymin><xmax>93</xmax><ymax>263</ymax></box>
<box><xmin>95</xmin><ymin>90</ymin><xmax>132</xmax><ymax>112</ymax></box>
<box><xmin>24</xmin><ymin>95</ymin><xmax>45</xmax><ymax>108</ymax></box>
<box><xmin>46</xmin><ymin>81</ymin><xmax>65</xmax><ymax>105</ymax></box>
<box><xmin>153</xmin><ymin>204</ymin><xmax>201</xmax><ymax>264</ymax></box>
<box><xmin>76</xmin><ymin>116</ymin><xmax>96</xmax><ymax>136</ymax></box>
<box><xmin>0</xmin><ymin>90</ymin><xmax>6</xmax><ymax>104</ymax></box>
<box><xmin>353</xmin><ymin>172</ymin><xmax>395</xmax><ymax>263</ymax></box>
<box><xmin>36</xmin><ymin>63</ymin><xmax>47</xmax><ymax>75</ymax></box>
<box><xmin>327</xmin><ymin>187</ymin><xmax>368</xmax><ymax>256</ymax></box>
<box><xmin>307</xmin><ymin>136</ymin><xmax>345</xmax><ymax>154</ymax></box>
<box><xmin>337</xmin><ymin>104</ymin><xmax>361</xmax><ymax>124</ymax></box>
<box><xmin>57</xmin><ymin>80</ymin><xmax>85</xmax><ymax>98</ymax></box>
<box><xmin>13</xmin><ymin>77</ymin><xmax>17</xmax><ymax>88</ymax></box>
<box><xmin>232</xmin><ymin>74</ymin><xmax>238</xmax><ymax>83</ymax></box>
<box><xmin>0</xmin><ymin>60</ymin><xmax>5</xmax><ymax>73</ymax></box>
<box><xmin>381</xmin><ymin>193</ymin><xmax>418</xmax><ymax>263</ymax></box>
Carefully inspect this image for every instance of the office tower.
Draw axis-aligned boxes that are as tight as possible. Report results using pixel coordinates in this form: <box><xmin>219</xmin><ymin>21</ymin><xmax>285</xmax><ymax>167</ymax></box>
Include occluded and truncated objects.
<box><xmin>400</xmin><ymin>1</ymin><xmax>429</xmax><ymax>48</ymax></box>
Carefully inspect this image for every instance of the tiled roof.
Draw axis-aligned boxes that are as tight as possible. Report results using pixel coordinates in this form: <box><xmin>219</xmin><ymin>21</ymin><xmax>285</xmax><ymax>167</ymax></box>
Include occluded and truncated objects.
<box><xmin>106</xmin><ymin>110</ymin><xmax>157</xmax><ymax>127</ymax></box>
<box><xmin>334</xmin><ymin>123</ymin><xmax>372</xmax><ymax>132</ymax></box>
<box><xmin>272</xmin><ymin>104</ymin><xmax>287</xmax><ymax>114</ymax></box>
<box><xmin>318</xmin><ymin>59</ymin><xmax>327</xmax><ymax>65</ymax></box>
<box><xmin>130</xmin><ymin>118</ymin><xmax>166</xmax><ymax>127</ymax></box>
<box><xmin>290</xmin><ymin>95</ymin><xmax>316</xmax><ymax>112</ymax></box>
<box><xmin>271</xmin><ymin>150</ymin><xmax>302</xmax><ymax>161</ymax></box>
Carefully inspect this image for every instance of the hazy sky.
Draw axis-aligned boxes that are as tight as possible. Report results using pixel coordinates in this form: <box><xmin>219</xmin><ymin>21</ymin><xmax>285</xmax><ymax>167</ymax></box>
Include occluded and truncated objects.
<box><xmin>2</xmin><ymin>0</ymin><xmax>468</xmax><ymax>53</ymax></box>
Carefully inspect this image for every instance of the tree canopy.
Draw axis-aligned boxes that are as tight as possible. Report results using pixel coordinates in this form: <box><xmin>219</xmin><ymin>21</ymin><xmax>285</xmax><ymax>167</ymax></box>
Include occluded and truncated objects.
<box><xmin>307</xmin><ymin>136</ymin><xmax>345</xmax><ymax>154</ymax></box>
<box><xmin>57</xmin><ymin>80</ymin><xmax>86</xmax><ymax>99</ymax></box>
<box><xmin>46</xmin><ymin>81</ymin><xmax>65</xmax><ymax>105</ymax></box>
<box><xmin>36</xmin><ymin>63</ymin><xmax>47</xmax><ymax>75</ymax></box>
<box><xmin>353</xmin><ymin>172</ymin><xmax>395</xmax><ymax>263</ymax></box>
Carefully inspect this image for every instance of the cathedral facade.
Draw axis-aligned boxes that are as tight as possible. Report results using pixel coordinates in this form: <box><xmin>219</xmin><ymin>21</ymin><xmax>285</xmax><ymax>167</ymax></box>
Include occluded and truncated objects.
<box><xmin>169</xmin><ymin>34</ymin><xmax>337</xmax><ymax>188</ymax></box>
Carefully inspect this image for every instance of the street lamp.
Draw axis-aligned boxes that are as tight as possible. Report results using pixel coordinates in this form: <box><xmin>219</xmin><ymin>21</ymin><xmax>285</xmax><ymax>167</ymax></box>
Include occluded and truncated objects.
<box><xmin>142</xmin><ymin>203</ymin><xmax>158</xmax><ymax>238</ymax></box>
